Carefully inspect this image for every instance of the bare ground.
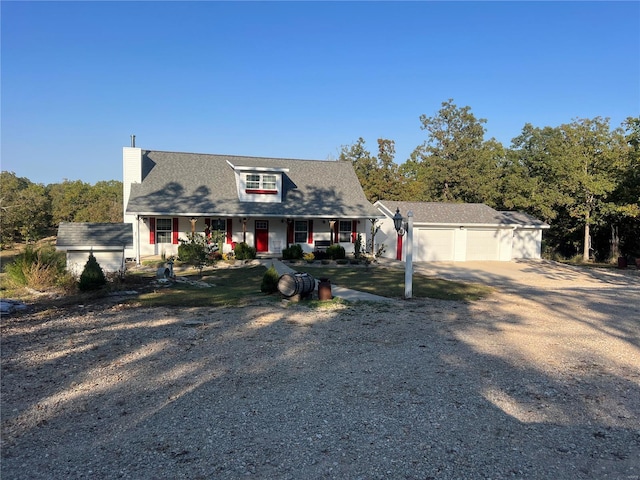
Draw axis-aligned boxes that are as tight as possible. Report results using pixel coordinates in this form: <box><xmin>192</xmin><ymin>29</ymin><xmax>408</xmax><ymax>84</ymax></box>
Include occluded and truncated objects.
<box><xmin>1</xmin><ymin>263</ymin><xmax>639</xmax><ymax>479</ymax></box>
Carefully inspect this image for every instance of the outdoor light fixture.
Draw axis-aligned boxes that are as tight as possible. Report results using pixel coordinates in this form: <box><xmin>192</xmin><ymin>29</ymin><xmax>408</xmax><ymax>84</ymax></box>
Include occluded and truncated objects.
<box><xmin>393</xmin><ymin>208</ymin><xmax>407</xmax><ymax>237</ymax></box>
<box><xmin>393</xmin><ymin>208</ymin><xmax>405</xmax><ymax>236</ymax></box>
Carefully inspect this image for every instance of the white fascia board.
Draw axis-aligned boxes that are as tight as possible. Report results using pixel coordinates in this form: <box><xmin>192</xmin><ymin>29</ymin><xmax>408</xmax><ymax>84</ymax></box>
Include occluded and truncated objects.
<box><xmin>56</xmin><ymin>245</ymin><xmax>128</xmax><ymax>251</ymax></box>
<box><xmin>373</xmin><ymin>201</ymin><xmax>395</xmax><ymax>217</ymax></box>
<box><xmin>232</xmin><ymin>164</ymin><xmax>290</xmax><ymax>173</ymax></box>
<box><xmin>414</xmin><ymin>222</ymin><xmax>518</xmax><ymax>229</ymax></box>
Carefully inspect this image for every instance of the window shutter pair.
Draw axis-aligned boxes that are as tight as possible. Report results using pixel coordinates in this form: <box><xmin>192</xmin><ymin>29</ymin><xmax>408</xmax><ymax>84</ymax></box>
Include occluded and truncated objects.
<box><xmin>148</xmin><ymin>217</ymin><xmax>179</xmax><ymax>245</ymax></box>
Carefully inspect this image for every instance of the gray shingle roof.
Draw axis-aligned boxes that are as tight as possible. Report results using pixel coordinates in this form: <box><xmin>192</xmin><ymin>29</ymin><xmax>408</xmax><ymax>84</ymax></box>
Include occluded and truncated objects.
<box><xmin>376</xmin><ymin>201</ymin><xmax>549</xmax><ymax>228</ymax></box>
<box><xmin>56</xmin><ymin>223</ymin><xmax>133</xmax><ymax>250</ymax></box>
<box><xmin>126</xmin><ymin>151</ymin><xmax>381</xmax><ymax>219</ymax></box>
<box><xmin>376</xmin><ymin>201</ymin><xmax>511</xmax><ymax>225</ymax></box>
<box><xmin>500</xmin><ymin>211</ymin><xmax>550</xmax><ymax>228</ymax></box>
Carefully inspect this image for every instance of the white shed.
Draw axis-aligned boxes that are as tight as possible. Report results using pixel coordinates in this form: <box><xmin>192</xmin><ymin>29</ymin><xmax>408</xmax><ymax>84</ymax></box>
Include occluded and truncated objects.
<box><xmin>56</xmin><ymin>223</ymin><xmax>133</xmax><ymax>277</ymax></box>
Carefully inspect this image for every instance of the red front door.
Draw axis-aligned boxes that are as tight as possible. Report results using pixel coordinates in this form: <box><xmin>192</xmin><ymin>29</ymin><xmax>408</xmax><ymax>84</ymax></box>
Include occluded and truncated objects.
<box><xmin>255</xmin><ymin>220</ymin><xmax>269</xmax><ymax>253</ymax></box>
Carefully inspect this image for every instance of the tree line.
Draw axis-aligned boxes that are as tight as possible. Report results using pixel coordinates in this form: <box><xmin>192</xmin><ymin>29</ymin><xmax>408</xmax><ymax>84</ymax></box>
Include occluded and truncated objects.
<box><xmin>1</xmin><ymin>175</ymin><xmax>122</xmax><ymax>247</ymax></box>
<box><xmin>339</xmin><ymin>100</ymin><xmax>639</xmax><ymax>262</ymax></box>
<box><xmin>2</xmin><ymin>99</ymin><xmax>638</xmax><ymax>261</ymax></box>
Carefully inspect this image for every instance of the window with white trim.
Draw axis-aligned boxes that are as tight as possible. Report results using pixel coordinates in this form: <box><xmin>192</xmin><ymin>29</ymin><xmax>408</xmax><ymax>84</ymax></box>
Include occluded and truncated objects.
<box><xmin>262</xmin><ymin>174</ymin><xmax>276</xmax><ymax>190</ymax></box>
<box><xmin>156</xmin><ymin>218</ymin><xmax>172</xmax><ymax>244</ymax></box>
<box><xmin>245</xmin><ymin>173</ymin><xmax>277</xmax><ymax>192</ymax></box>
<box><xmin>294</xmin><ymin>221</ymin><xmax>308</xmax><ymax>244</ymax></box>
<box><xmin>246</xmin><ymin>174</ymin><xmax>260</xmax><ymax>189</ymax></box>
<box><xmin>338</xmin><ymin>220</ymin><xmax>352</xmax><ymax>243</ymax></box>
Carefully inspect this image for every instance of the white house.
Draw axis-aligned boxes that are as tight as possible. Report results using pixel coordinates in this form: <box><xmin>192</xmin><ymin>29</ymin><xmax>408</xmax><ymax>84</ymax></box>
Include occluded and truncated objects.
<box><xmin>123</xmin><ymin>145</ymin><xmax>383</xmax><ymax>263</ymax></box>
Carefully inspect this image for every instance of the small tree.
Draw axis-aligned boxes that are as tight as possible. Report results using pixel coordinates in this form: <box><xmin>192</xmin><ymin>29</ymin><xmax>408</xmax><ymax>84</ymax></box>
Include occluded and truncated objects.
<box><xmin>354</xmin><ymin>233</ymin><xmax>363</xmax><ymax>259</ymax></box>
<box><xmin>78</xmin><ymin>252</ymin><xmax>106</xmax><ymax>291</ymax></box>
<box><xmin>260</xmin><ymin>265</ymin><xmax>279</xmax><ymax>293</ymax></box>
<box><xmin>178</xmin><ymin>232</ymin><xmax>207</xmax><ymax>269</ymax></box>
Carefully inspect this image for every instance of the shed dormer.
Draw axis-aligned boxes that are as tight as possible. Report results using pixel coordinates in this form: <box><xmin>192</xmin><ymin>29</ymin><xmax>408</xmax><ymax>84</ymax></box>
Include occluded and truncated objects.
<box><xmin>229</xmin><ymin>160</ymin><xmax>289</xmax><ymax>203</ymax></box>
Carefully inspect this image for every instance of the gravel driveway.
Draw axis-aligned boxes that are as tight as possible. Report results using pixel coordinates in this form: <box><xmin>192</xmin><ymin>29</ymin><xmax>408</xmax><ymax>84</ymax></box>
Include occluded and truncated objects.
<box><xmin>2</xmin><ymin>260</ymin><xmax>639</xmax><ymax>479</ymax></box>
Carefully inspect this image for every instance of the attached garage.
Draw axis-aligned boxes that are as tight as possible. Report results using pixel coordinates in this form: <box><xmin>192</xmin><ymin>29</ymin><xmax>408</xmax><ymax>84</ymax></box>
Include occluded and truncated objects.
<box><xmin>374</xmin><ymin>201</ymin><xmax>549</xmax><ymax>262</ymax></box>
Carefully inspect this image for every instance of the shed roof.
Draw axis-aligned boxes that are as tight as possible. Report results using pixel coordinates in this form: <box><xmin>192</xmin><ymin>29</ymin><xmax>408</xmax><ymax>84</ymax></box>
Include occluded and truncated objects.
<box><xmin>126</xmin><ymin>150</ymin><xmax>381</xmax><ymax>219</ymax></box>
<box><xmin>56</xmin><ymin>223</ymin><xmax>133</xmax><ymax>250</ymax></box>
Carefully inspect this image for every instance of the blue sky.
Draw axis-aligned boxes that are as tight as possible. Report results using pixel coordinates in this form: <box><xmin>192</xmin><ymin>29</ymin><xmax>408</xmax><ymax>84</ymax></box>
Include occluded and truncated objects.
<box><xmin>2</xmin><ymin>1</ymin><xmax>639</xmax><ymax>185</ymax></box>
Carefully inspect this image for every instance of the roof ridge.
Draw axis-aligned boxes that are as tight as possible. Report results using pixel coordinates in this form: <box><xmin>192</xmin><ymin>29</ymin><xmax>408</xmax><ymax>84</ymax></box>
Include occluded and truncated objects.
<box><xmin>145</xmin><ymin>149</ymin><xmax>338</xmax><ymax>164</ymax></box>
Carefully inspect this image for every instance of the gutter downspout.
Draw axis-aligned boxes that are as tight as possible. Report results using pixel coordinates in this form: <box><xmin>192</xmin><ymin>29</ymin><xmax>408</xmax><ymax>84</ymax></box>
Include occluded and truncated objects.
<box><xmin>136</xmin><ymin>215</ymin><xmax>141</xmax><ymax>266</ymax></box>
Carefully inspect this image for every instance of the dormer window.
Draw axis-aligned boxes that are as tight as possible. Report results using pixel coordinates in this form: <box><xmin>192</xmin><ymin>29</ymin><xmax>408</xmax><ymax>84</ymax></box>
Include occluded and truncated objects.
<box><xmin>229</xmin><ymin>161</ymin><xmax>288</xmax><ymax>203</ymax></box>
<box><xmin>245</xmin><ymin>173</ymin><xmax>278</xmax><ymax>194</ymax></box>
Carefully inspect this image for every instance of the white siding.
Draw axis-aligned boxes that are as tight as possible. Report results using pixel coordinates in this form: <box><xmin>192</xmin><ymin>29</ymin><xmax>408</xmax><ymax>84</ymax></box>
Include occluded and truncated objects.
<box><xmin>512</xmin><ymin>229</ymin><xmax>542</xmax><ymax>259</ymax></box>
<box><xmin>66</xmin><ymin>250</ymin><xmax>125</xmax><ymax>278</ymax></box>
<box><xmin>123</xmin><ymin>147</ymin><xmax>142</xmax><ymax>259</ymax></box>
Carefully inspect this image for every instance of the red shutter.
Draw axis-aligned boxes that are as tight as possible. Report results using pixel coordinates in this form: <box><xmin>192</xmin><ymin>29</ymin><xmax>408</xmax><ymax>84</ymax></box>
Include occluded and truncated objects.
<box><xmin>334</xmin><ymin>222</ymin><xmax>339</xmax><ymax>243</ymax></box>
<box><xmin>287</xmin><ymin>221</ymin><xmax>294</xmax><ymax>244</ymax></box>
<box><xmin>172</xmin><ymin>218</ymin><xmax>179</xmax><ymax>244</ymax></box>
<box><xmin>351</xmin><ymin>220</ymin><xmax>358</xmax><ymax>243</ymax></box>
<box><xmin>205</xmin><ymin>218</ymin><xmax>211</xmax><ymax>228</ymax></box>
<box><xmin>226</xmin><ymin>219</ymin><xmax>233</xmax><ymax>244</ymax></box>
<box><xmin>307</xmin><ymin>220</ymin><xmax>313</xmax><ymax>244</ymax></box>
<box><xmin>149</xmin><ymin>217</ymin><xmax>156</xmax><ymax>244</ymax></box>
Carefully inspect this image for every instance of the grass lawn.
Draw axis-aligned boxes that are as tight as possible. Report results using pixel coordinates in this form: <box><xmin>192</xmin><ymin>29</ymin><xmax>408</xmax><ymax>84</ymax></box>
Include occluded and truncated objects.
<box><xmin>129</xmin><ymin>261</ymin><xmax>492</xmax><ymax>307</ymax></box>
<box><xmin>132</xmin><ymin>265</ymin><xmax>273</xmax><ymax>307</ymax></box>
<box><xmin>1</xmin><ymin>257</ymin><xmax>491</xmax><ymax>307</ymax></box>
<box><xmin>294</xmin><ymin>265</ymin><xmax>492</xmax><ymax>301</ymax></box>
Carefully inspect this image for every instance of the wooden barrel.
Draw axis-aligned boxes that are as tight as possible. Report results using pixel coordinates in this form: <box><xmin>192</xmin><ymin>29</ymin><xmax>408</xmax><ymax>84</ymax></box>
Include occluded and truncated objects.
<box><xmin>278</xmin><ymin>273</ymin><xmax>315</xmax><ymax>297</ymax></box>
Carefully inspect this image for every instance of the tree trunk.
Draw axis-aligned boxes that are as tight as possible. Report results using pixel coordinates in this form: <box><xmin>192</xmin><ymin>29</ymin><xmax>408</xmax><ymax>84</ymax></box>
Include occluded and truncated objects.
<box><xmin>610</xmin><ymin>225</ymin><xmax>620</xmax><ymax>260</ymax></box>
<box><xmin>583</xmin><ymin>212</ymin><xmax>590</xmax><ymax>262</ymax></box>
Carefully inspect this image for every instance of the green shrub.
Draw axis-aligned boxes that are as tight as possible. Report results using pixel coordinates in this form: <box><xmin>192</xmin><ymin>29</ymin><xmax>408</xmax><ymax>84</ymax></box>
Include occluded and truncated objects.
<box><xmin>78</xmin><ymin>252</ymin><xmax>107</xmax><ymax>291</ymax></box>
<box><xmin>234</xmin><ymin>242</ymin><xmax>256</xmax><ymax>260</ymax></box>
<box><xmin>4</xmin><ymin>244</ymin><xmax>69</xmax><ymax>290</ymax></box>
<box><xmin>260</xmin><ymin>265</ymin><xmax>280</xmax><ymax>293</ymax></box>
<box><xmin>282</xmin><ymin>244</ymin><xmax>303</xmax><ymax>260</ymax></box>
<box><xmin>178</xmin><ymin>232</ymin><xmax>207</xmax><ymax>267</ymax></box>
<box><xmin>326</xmin><ymin>244</ymin><xmax>346</xmax><ymax>260</ymax></box>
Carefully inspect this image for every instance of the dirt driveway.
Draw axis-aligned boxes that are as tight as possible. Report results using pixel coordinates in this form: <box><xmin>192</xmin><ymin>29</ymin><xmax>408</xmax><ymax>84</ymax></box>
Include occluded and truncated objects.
<box><xmin>409</xmin><ymin>258</ymin><xmax>640</xmax><ymax>290</ymax></box>
<box><xmin>1</xmin><ymin>260</ymin><xmax>639</xmax><ymax>479</ymax></box>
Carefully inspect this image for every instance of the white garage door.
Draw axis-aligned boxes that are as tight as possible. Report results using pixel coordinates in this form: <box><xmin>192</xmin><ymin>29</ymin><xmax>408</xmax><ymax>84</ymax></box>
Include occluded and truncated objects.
<box><xmin>466</xmin><ymin>229</ymin><xmax>500</xmax><ymax>261</ymax></box>
<box><xmin>416</xmin><ymin>228</ymin><xmax>454</xmax><ymax>261</ymax></box>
